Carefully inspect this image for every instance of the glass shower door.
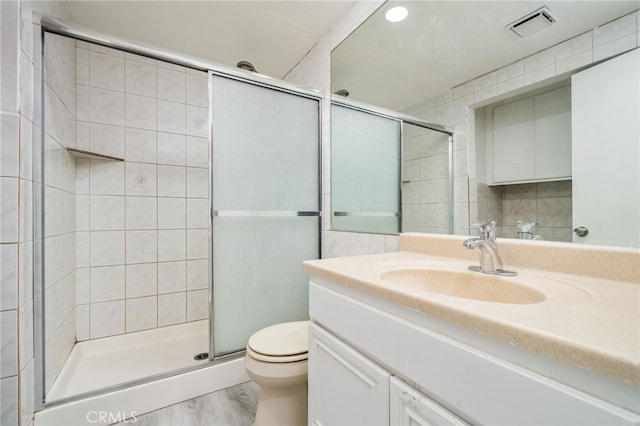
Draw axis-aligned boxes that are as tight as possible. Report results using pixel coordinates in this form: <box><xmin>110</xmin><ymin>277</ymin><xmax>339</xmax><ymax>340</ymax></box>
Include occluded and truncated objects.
<box><xmin>209</xmin><ymin>73</ymin><xmax>320</xmax><ymax>357</ymax></box>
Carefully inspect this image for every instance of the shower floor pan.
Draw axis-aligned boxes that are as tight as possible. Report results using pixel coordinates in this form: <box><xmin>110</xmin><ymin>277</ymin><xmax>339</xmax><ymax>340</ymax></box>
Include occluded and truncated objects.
<box><xmin>48</xmin><ymin>320</ymin><xmax>211</xmax><ymax>400</ymax></box>
<box><xmin>37</xmin><ymin>320</ymin><xmax>250</xmax><ymax>426</ymax></box>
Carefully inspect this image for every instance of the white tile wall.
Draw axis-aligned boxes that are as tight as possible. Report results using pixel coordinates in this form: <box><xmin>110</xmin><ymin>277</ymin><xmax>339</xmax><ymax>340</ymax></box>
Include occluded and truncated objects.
<box><xmin>2</xmin><ymin>1</ymin><xmax>77</xmax><ymax>422</ymax></box>
<box><xmin>42</xmin><ymin>32</ymin><xmax>78</xmax><ymax>395</ymax></box>
<box><xmin>90</xmin><ymin>300</ymin><xmax>125</xmax><ymax>338</ymax></box>
<box><xmin>0</xmin><ymin>178</ymin><xmax>19</xmax><ymax>242</ymax></box>
<box><xmin>125</xmin><ymin>296</ymin><xmax>157</xmax><ymax>332</ymax></box>
<box><xmin>126</xmin><ymin>263</ymin><xmax>157</xmax><ymax>298</ymax></box>
<box><xmin>75</xmin><ymin>40</ymin><xmax>210</xmax><ymax>342</ymax></box>
<box><xmin>125</xmin><ymin>59</ymin><xmax>157</xmax><ymax>98</ymax></box>
<box><xmin>1</xmin><ymin>245</ymin><xmax>19</xmax><ymax>311</ymax></box>
<box><xmin>157</xmin><ymin>261</ymin><xmax>186</xmax><ymax>294</ymax></box>
<box><xmin>89</xmin><ymin>87</ymin><xmax>125</xmax><ymax>126</ymax></box>
<box><xmin>158</xmin><ymin>292</ymin><xmax>186</xmax><ymax>327</ymax></box>
<box><xmin>157</xmin><ymin>68</ymin><xmax>186</xmax><ymax>103</ymax></box>
<box><xmin>0</xmin><ymin>113</ymin><xmax>20</xmax><ymax>178</ymax></box>
<box><xmin>126</xmin><ymin>94</ymin><xmax>157</xmax><ymax>130</ymax></box>
<box><xmin>157</xmin><ymin>132</ymin><xmax>186</xmax><ymax>166</ymax></box>
<box><xmin>90</xmin><ymin>265</ymin><xmax>125</xmax><ymax>302</ymax></box>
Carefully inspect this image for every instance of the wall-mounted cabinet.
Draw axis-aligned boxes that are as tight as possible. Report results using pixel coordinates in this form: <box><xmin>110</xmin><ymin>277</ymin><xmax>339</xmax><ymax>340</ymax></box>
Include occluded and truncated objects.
<box><xmin>571</xmin><ymin>48</ymin><xmax>639</xmax><ymax>247</ymax></box>
<box><xmin>478</xmin><ymin>84</ymin><xmax>572</xmax><ymax>185</ymax></box>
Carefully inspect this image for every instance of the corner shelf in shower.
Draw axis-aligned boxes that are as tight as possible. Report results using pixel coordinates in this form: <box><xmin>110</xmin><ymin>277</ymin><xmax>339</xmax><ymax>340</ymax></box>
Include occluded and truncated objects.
<box><xmin>66</xmin><ymin>147</ymin><xmax>124</xmax><ymax>161</ymax></box>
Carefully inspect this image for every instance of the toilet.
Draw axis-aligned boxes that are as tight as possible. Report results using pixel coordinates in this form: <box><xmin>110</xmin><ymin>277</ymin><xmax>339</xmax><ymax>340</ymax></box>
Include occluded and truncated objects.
<box><xmin>245</xmin><ymin>321</ymin><xmax>309</xmax><ymax>426</ymax></box>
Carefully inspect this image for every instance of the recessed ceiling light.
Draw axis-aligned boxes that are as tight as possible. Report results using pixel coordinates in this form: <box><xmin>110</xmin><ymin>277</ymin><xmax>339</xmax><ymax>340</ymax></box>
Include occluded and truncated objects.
<box><xmin>385</xmin><ymin>6</ymin><xmax>408</xmax><ymax>23</ymax></box>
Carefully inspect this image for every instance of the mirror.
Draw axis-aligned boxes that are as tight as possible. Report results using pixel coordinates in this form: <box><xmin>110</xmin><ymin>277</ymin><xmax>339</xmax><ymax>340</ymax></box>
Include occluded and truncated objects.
<box><xmin>331</xmin><ymin>1</ymin><xmax>640</xmax><ymax>247</ymax></box>
<box><xmin>331</xmin><ymin>102</ymin><xmax>401</xmax><ymax>234</ymax></box>
<box><xmin>330</xmin><ymin>100</ymin><xmax>454</xmax><ymax>236</ymax></box>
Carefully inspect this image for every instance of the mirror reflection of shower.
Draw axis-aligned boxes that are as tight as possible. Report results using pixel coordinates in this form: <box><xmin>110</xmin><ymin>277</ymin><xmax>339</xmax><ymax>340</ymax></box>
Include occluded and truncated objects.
<box><xmin>401</xmin><ymin>123</ymin><xmax>453</xmax><ymax>235</ymax></box>
<box><xmin>330</xmin><ymin>101</ymin><xmax>453</xmax><ymax>235</ymax></box>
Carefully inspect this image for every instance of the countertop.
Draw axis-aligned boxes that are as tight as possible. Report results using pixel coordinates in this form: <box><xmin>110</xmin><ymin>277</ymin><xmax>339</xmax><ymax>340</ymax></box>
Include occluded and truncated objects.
<box><xmin>303</xmin><ymin>233</ymin><xmax>640</xmax><ymax>386</ymax></box>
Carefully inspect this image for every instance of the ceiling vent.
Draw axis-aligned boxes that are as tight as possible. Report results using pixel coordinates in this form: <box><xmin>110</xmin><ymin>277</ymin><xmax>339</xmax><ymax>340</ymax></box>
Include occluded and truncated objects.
<box><xmin>507</xmin><ymin>6</ymin><xmax>558</xmax><ymax>37</ymax></box>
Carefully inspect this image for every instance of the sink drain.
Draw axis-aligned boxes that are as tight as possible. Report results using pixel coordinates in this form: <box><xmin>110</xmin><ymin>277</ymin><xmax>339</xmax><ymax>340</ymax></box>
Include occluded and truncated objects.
<box><xmin>194</xmin><ymin>352</ymin><xmax>209</xmax><ymax>361</ymax></box>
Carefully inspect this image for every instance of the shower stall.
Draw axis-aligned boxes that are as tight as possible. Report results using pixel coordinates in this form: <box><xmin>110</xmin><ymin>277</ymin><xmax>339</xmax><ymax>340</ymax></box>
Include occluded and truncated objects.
<box><xmin>35</xmin><ymin>20</ymin><xmax>320</xmax><ymax>424</ymax></box>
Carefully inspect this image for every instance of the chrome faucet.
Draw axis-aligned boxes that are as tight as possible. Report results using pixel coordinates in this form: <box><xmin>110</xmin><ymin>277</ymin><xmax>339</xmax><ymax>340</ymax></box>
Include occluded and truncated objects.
<box><xmin>463</xmin><ymin>222</ymin><xmax>516</xmax><ymax>276</ymax></box>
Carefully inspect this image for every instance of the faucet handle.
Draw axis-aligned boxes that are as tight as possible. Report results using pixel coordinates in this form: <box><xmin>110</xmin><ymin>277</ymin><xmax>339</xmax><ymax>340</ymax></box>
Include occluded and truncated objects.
<box><xmin>474</xmin><ymin>221</ymin><xmax>497</xmax><ymax>240</ymax></box>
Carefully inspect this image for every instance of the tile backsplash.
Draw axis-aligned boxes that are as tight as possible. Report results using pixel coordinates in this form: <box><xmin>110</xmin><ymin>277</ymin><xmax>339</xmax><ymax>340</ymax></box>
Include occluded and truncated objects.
<box><xmin>477</xmin><ymin>181</ymin><xmax>573</xmax><ymax>243</ymax></box>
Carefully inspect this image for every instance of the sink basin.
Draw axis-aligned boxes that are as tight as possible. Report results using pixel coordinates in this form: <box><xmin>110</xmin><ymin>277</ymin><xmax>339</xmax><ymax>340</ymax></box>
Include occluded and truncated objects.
<box><xmin>380</xmin><ymin>268</ymin><xmax>546</xmax><ymax>304</ymax></box>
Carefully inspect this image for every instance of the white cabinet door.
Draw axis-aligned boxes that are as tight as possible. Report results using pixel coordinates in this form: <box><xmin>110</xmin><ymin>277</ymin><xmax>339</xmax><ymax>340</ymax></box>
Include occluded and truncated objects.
<box><xmin>390</xmin><ymin>377</ymin><xmax>469</xmax><ymax>426</ymax></box>
<box><xmin>572</xmin><ymin>48</ymin><xmax>640</xmax><ymax>247</ymax></box>
<box><xmin>534</xmin><ymin>85</ymin><xmax>572</xmax><ymax>179</ymax></box>
<box><xmin>491</xmin><ymin>86</ymin><xmax>572</xmax><ymax>184</ymax></box>
<box><xmin>309</xmin><ymin>323</ymin><xmax>391</xmax><ymax>426</ymax></box>
<box><xmin>492</xmin><ymin>97</ymin><xmax>535</xmax><ymax>183</ymax></box>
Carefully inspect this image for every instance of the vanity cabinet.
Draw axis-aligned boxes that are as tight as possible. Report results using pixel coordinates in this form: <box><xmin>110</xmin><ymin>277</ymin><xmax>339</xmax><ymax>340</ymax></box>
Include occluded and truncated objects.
<box><xmin>309</xmin><ymin>323</ymin><xmax>390</xmax><ymax>426</ymax></box>
<box><xmin>308</xmin><ymin>276</ymin><xmax>639</xmax><ymax>426</ymax></box>
<box><xmin>491</xmin><ymin>85</ymin><xmax>572</xmax><ymax>184</ymax></box>
<box><xmin>309</xmin><ymin>322</ymin><xmax>466</xmax><ymax>426</ymax></box>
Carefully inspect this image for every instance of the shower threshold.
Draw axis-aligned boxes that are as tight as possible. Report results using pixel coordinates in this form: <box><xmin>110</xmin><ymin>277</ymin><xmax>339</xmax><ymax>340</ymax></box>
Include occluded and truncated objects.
<box><xmin>47</xmin><ymin>320</ymin><xmax>209</xmax><ymax>401</ymax></box>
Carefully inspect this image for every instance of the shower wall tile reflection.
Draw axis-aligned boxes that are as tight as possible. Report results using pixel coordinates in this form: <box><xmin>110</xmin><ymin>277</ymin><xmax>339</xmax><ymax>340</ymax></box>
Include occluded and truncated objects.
<box><xmin>401</xmin><ymin>124</ymin><xmax>450</xmax><ymax>234</ymax></box>
<box><xmin>73</xmin><ymin>40</ymin><xmax>210</xmax><ymax>341</ymax></box>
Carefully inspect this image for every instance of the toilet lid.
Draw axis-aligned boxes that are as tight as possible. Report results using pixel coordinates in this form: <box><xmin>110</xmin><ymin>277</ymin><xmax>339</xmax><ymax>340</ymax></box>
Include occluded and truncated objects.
<box><xmin>247</xmin><ymin>321</ymin><xmax>308</xmax><ymax>358</ymax></box>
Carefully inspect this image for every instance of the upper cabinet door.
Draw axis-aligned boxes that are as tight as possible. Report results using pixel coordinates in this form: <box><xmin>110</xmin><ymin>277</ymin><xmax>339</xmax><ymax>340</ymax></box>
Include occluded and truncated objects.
<box><xmin>491</xmin><ymin>86</ymin><xmax>572</xmax><ymax>185</ymax></box>
<box><xmin>571</xmin><ymin>48</ymin><xmax>640</xmax><ymax>248</ymax></box>
<box><xmin>533</xmin><ymin>85</ymin><xmax>572</xmax><ymax>179</ymax></box>
<box><xmin>492</xmin><ymin>97</ymin><xmax>535</xmax><ymax>183</ymax></box>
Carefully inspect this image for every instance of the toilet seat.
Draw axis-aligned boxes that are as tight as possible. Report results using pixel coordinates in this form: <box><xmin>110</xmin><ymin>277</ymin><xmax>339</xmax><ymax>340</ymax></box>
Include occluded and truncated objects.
<box><xmin>247</xmin><ymin>321</ymin><xmax>308</xmax><ymax>363</ymax></box>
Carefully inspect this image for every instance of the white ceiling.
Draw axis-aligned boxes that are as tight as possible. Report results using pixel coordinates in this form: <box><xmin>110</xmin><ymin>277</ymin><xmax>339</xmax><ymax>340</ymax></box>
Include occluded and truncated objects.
<box><xmin>332</xmin><ymin>1</ymin><xmax>640</xmax><ymax>111</ymax></box>
<box><xmin>63</xmin><ymin>0</ymin><xmax>356</xmax><ymax>79</ymax></box>
<box><xmin>62</xmin><ymin>0</ymin><xmax>638</xmax><ymax>112</ymax></box>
